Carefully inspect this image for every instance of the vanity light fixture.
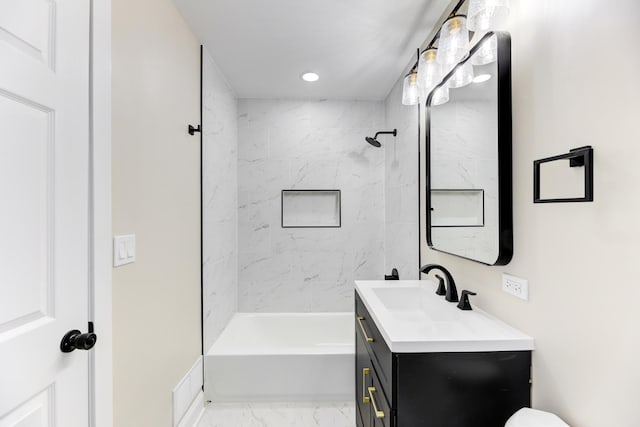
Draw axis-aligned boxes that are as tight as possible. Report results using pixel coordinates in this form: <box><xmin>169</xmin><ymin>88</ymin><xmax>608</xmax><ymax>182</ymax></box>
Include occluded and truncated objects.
<box><xmin>417</xmin><ymin>48</ymin><xmax>443</xmax><ymax>101</ymax></box>
<box><xmin>418</xmin><ymin>46</ymin><xmax>449</xmax><ymax>105</ymax></box>
<box><xmin>407</xmin><ymin>0</ymin><xmax>510</xmax><ymax>107</ymax></box>
<box><xmin>301</xmin><ymin>72</ymin><xmax>319</xmax><ymax>82</ymax></box>
<box><xmin>402</xmin><ymin>70</ymin><xmax>419</xmax><ymax>106</ymax></box>
<box><xmin>467</xmin><ymin>0</ymin><xmax>511</xmax><ymax>32</ymax></box>
<box><xmin>436</xmin><ymin>15</ymin><xmax>470</xmax><ymax>66</ymax></box>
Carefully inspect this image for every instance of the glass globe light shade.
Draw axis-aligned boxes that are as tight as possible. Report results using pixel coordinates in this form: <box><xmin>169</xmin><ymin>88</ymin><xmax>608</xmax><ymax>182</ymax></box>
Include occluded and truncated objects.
<box><xmin>402</xmin><ymin>71</ymin><xmax>419</xmax><ymax>106</ymax></box>
<box><xmin>447</xmin><ymin>62</ymin><xmax>474</xmax><ymax>89</ymax></box>
<box><xmin>418</xmin><ymin>48</ymin><xmax>443</xmax><ymax>101</ymax></box>
<box><xmin>431</xmin><ymin>86</ymin><xmax>450</xmax><ymax>106</ymax></box>
<box><xmin>436</xmin><ymin>15</ymin><xmax>470</xmax><ymax>66</ymax></box>
<box><xmin>467</xmin><ymin>0</ymin><xmax>510</xmax><ymax>32</ymax></box>
<box><xmin>471</xmin><ymin>34</ymin><xmax>497</xmax><ymax>65</ymax></box>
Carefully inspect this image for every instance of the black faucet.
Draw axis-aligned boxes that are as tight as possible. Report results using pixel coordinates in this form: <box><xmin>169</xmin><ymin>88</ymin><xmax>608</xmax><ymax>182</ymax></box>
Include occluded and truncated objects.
<box><xmin>419</xmin><ymin>264</ymin><xmax>459</xmax><ymax>303</ymax></box>
<box><xmin>434</xmin><ymin>274</ymin><xmax>446</xmax><ymax>296</ymax></box>
<box><xmin>457</xmin><ymin>290</ymin><xmax>477</xmax><ymax>310</ymax></box>
<box><xmin>385</xmin><ymin>268</ymin><xmax>399</xmax><ymax>280</ymax></box>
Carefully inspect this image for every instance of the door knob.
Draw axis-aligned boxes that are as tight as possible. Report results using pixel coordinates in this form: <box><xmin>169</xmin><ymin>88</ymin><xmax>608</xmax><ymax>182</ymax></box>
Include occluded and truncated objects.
<box><xmin>60</xmin><ymin>322</ymin><xmax>97</xmax><ymax>353</ymax></box>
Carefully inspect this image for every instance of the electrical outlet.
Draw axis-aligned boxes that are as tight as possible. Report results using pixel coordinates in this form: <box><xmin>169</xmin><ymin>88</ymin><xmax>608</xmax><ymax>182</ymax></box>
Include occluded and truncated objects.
<box><xmin>502</xmin><ymin>273</ymin><xmax>528</xmax><ymax>300</ymax></box>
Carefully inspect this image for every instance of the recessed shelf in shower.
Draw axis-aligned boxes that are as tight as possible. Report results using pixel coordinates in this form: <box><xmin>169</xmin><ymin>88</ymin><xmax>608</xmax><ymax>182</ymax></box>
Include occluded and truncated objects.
<box><xmin>281</xmin><ymin>190</ymin><xmax>341</xmax><ymax>228</ymax></box>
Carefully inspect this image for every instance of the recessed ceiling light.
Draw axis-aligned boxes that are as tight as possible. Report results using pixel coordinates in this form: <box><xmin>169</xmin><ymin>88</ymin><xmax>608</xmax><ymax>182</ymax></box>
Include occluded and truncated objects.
<box><xmin>301</xmin><ymin>72</ymin><xmax>319</xmax><ymax>82</ymax></box>
<box><xmin>473</xmin><ymin>74</ymin><xmax>492</xmax><ymax>83</ymax></box>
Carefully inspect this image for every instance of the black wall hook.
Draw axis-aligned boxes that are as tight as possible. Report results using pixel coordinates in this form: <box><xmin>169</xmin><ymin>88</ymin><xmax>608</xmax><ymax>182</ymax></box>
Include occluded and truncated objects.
<box><xmin>188</xmin><ymin>124</ymin><xmax>201</xmax><ymax>135</ymax></box>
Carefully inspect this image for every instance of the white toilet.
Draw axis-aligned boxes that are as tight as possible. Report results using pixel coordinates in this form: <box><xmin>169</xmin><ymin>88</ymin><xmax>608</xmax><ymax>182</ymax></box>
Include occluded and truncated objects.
<box><xmin>505</xmin><ymin>408</ymin><xmax>570</xmax><ymax>427</ymax></box>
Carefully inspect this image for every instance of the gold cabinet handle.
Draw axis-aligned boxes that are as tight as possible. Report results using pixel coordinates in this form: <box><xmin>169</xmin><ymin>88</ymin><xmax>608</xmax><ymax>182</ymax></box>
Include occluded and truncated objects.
<box><xmin>357</xmin><ymin>316</ymin><xmax>374</xmax><ymax>342</ymax></box>
<box><xmin>368</xmin><ymin>386</ymin><xmax>385</xmax><ymax>419</ymax></box>
<box><xmin>362</xmin><ymin>368</ymin><xmax>370</xmax><ymax>403</ymax></box>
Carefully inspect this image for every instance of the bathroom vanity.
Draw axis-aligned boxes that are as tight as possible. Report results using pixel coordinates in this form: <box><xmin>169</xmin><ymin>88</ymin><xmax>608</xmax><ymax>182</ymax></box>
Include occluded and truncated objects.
<box><xmin>355</xmin><ymin>280</ymin><xmax>533</xmax><ymax>427</ymax></box>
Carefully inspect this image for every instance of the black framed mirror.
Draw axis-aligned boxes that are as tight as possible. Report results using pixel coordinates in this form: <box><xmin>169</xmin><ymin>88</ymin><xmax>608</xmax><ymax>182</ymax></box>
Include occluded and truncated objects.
<box><xmin>425</xmin><ymin>31</ymin><xmax>512</xmax><ymax>265</ymax></box>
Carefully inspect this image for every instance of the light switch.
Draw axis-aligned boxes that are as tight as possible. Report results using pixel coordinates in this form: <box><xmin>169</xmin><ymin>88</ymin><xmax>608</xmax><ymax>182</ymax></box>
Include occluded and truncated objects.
<box><xmin>126</xmin><ymin>240</ymin><xmax>134</xmax><ymax>257</ymax></box>
<box><xmin>113</xmin><ymin>234</ymin><xmax>136</xmax><ymax>267</ymax></box>
<box><xmin>117</xmin><ymin>241</ymin><xmax>126</xmax><ymax>260</ymax></box>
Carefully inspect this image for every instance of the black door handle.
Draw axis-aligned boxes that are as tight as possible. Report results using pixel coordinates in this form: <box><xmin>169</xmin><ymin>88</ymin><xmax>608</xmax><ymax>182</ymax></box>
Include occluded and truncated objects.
<box><xmin>60</xmin><ymin>322</ymin><xmax>97</xmax><ymax>353</ymax></box>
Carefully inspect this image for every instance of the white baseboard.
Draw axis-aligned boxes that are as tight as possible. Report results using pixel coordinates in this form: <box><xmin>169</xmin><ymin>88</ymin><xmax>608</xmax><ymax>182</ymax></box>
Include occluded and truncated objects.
<box><xmin>173</xmin><ymin>356</ymin><xmax>204</xmax><ymax>426</ymax></box>
<box><xmin>177</xmin><ymin>391</ymin><xmax>205</xmax><ymax>427</ymax></box>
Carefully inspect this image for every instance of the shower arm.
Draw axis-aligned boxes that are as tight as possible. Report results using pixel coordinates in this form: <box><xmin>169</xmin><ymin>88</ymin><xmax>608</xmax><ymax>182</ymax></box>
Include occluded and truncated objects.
<box><xmin>374</xmin><ymin>130</ymin><xmax>397</xmax><ymax>139</ymax></box>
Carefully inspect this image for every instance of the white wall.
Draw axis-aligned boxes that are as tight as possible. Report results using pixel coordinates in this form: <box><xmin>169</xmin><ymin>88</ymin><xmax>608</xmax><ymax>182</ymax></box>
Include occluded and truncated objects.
<box><xmin>202</xmin><ymin>48</ymin><xmax>238</xmax><ymax>352</ymax></box>
<box><xmin>237</xmin><ymin>100</ymin><xmax>385</xmax><ymax>312</ymax></box>
<box><xmin>112</xmin><ymin>0</ymin><xmax>201</xmax><ymax>425</ymax></box>
<box><xmin>417</xmin><ymin>1</ymin><xmax>640</xmax><ymax>426</ymax></box>
<box><xmin>384</xmin><ymin>80</ymin><xmax>420</xmax><ymax>280</ymax></box>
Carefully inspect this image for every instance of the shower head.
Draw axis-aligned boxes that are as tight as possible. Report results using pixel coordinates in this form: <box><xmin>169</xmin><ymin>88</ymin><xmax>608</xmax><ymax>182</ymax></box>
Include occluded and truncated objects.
<box><xmin>364</xmin><ymin>129</ymin><xmax>397</xmax><ymax>147</ymax></box>
<box><xmin>366</xmin><ymin>136</ymin><xmax>382</xmax><ymax>147</ymax></box>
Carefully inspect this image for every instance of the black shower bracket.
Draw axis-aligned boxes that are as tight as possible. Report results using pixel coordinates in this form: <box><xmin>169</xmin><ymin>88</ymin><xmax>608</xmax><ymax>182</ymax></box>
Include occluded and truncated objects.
<box><xmin>188</xmin><ymin>124</ymin><xmax>201</xmax><ymax>135</ymax></box>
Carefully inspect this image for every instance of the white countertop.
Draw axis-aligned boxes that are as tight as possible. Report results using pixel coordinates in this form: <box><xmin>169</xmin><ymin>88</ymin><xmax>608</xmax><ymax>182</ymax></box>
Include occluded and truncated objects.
<box><xmin>355</xmin><ymin>280</ymin><xmax>534</xmax><ymax>353</ymax></box>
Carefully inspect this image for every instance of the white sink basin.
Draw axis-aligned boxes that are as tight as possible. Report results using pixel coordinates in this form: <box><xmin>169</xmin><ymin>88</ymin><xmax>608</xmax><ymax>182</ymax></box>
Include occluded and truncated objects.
<box><xmin>356</xmin><ymin>280</ymin><xmax>534</xmax><ymax>353</ymax></box>
<box><xmin>372</xmin><ymin>287</ymin><xmax>458</xmax><ymax>322</ymax></box>
<box><xmin>373</xmin><ymin>287</ymin><xmax>429</xmax><ymax>310</ymax></box>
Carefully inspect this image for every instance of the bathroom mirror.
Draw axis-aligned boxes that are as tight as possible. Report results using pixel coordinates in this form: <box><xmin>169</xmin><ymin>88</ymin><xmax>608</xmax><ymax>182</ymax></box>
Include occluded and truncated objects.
<box><xmin>425</xmin><ymin>31</ymin><xmax>512</xmax><ymax>265</ymax></box>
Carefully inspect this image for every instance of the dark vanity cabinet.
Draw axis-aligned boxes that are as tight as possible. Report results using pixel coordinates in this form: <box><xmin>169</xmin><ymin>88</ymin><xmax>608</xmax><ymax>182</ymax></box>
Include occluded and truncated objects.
<box><xmin>355</xmin><ymin>292</ymin><xmax>532</xmax><ymax>427</ymax></box>
<box><xmin>356</xmin><ymin>318</ymin><xmax>392</xmax><ymax>427</ymax></box>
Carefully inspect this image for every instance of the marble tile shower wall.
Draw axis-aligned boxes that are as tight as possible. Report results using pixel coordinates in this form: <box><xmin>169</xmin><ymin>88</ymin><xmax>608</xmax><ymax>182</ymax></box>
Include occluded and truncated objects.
<box><xmin>384</xmin><ymin>77</ymin><xmax>420</xmax><ymax>280</ymax></box>
<box><xmin>237</xmin><ymin>99</ymin><xmax>385</xmax><ymax>312</ymax></box>
<box><xmin>202</xmin><ymin>49</ymin><xmax>238</xmax><ymax>351</ymax></box>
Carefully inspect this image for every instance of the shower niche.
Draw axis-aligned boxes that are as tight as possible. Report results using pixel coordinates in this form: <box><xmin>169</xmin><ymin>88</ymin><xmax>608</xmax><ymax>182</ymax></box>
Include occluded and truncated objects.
<box><xmin>281</xmin><ymin>189</ymin><xmax>342</xmax><ymax>228</ymax></box>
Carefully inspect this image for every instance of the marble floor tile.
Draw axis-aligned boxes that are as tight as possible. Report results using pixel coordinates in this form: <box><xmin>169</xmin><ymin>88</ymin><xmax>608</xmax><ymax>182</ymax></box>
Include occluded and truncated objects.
<box><xmin>196</xmin><ymin>401</ymin><xmax>355</xmax><ymax>427</ymax></box>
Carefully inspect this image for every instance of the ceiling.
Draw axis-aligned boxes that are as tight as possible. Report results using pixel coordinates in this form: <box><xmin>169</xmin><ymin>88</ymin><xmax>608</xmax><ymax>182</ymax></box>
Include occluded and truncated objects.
<box><xmin>173</xmin><ymin>0</ymin><xmax>451</xmax><ymax>100</ymax></box>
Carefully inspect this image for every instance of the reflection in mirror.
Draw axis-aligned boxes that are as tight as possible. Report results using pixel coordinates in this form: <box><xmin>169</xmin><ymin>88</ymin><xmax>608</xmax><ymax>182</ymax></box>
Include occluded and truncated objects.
<box><xmin>431</xmin><ymin>190</ymin><xmax>484</xmax><ymax>227</ymax></box>
<box><xmin>426</xmin><ymin>32</ymin><xmax>512</xmax><ymax>265</ymax></box>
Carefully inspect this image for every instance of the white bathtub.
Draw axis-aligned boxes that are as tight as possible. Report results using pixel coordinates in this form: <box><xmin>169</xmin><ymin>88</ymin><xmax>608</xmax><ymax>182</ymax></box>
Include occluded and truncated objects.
<box><xmin>205</xmin><ymin>312</ymin><xmax>355</xmax><ymax>402</ymax></box>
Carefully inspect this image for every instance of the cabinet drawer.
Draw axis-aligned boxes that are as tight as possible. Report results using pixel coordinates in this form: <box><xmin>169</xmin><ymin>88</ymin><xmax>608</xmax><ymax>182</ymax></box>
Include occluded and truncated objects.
<box><xmin>356</xmin><ymin>331</ymin><xmax>373</xmax><ymax>427</ymax></box>
<box><xmin>355</xmin><ymin>292</ymin><xmax>393</xmax><ymax>404</ymax></box>
<box><xmin>369</xmin><ymin>365</ymin><xmax>393</xmax><ymax>427</ymax></box>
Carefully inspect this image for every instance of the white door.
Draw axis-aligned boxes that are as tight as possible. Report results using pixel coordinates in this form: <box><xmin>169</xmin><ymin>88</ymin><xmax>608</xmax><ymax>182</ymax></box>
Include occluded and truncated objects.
<box><xmin>0</xmin><ymin>0</ymin><xmax>91</xmax><ymax>425</ymax></box>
